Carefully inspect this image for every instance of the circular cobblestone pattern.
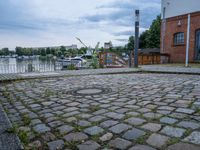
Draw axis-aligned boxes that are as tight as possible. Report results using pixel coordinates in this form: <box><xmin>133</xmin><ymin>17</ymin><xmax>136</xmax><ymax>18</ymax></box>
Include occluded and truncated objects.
<box><xmin>67</xmin><ymin>87</ymin><xmax>112</xmax><ymax>96</ymax></box>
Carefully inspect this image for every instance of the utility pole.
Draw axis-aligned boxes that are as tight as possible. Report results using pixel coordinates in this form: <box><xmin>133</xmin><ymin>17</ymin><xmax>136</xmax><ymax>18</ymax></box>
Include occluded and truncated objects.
<box><xmin>185</xmin><ymin>14</ymin><xmax>190</xmax><ymax>67</ymax></box>
<box><xmin>129</xmin><ymin>49</ymin><xmax>132</xmax><ymax>68</ymax></box>
<box><xmin>134</xmin><ymin>10</ymin><xmax>140</xmax><ymax>68</ymax></box>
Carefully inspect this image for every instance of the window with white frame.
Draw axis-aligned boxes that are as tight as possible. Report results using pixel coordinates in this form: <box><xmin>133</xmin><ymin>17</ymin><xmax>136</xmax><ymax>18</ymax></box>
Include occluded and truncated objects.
<box><xmin>174</xmin><ymin>32</ymin><xmax>184</xmax><ymax>45</ymax></box>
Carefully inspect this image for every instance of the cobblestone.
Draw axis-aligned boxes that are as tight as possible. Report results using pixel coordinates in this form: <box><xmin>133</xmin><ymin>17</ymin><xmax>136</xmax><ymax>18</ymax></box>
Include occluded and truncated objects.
<box><xmin>141</xmin><ymin>123</ymin><xmax>161</xmax><ymax>132</ymax></box>
<box><xmin>122</xmin><ymin>128</ymin><xmax>146</xmax><ymax>140</ymax></box>
<box><xmin>160</xmin><ymin>117</ymin><xmax>178</xmax><ymax>125</ymax></box>
<box><xmin>109</xmin><ymin>138</ymin><xmax>132</xmax><ymax>150</ymax></box>
<box><xmin>129</xmin><ymin>145</ymin><xmax>156</xmax><ymax>150</ymax></box>
<box><xmin>63</xmin><ymin>132</ymin><xmax>88</xmax><ymax>142</ymax></box>
<box><xmin>161</xmin><ymin>126</ymin><xmax>186</xmax><ymax>138</ymax></box>
<box><xmin>47</xmin><ymin>140</ymin><xmax>64</xmax><ymax>150</ymax></box>
<box><xmin>1</xmin><ymin>73</ymin><xmax>200</xmax><ymax>149</ymax></box>
<box><xmin>33</xmin><ymin>124</ymin><xmax>51</xmax><ymax>134</ymax></box>
<box><xmin>77</xmin><ymin>140</ymin><xmax>100</xmax><ymax>150</ymax></box>
<box><xmin>184</xmin><ymin>131</ymin><xmax>200</xmax><ymax>145</ymax></box>
<box><xmin>109</xmin><ymin>123</ymin><xmax>131</xmax><ymax>134</ymax></box>
<box><xmin>84</xmin><ymin>126</ymin><xmax>104</xmax><ymax>135</ymax></box>
<box><xmin>146</xmin><ymin>133</ymin><xmax>169</xmax><ymax>148</ymax></box>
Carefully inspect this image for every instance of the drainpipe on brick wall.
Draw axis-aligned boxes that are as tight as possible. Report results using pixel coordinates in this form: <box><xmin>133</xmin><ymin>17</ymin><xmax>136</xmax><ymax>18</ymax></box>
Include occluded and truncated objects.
<box><xmin>186</xmin><ymin>14</ymin><xmax>191</xmax><ymax>67</ymax></box>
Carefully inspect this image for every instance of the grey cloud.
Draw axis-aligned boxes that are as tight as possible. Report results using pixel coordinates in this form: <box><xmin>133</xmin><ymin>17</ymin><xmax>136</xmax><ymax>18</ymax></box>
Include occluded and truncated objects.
<box><xmin>83</xmin><ymin>0</ymin><xmax>160</xmax><ymax>29</ymax></box>
<box><xmin>115</xmin><ymin>39</ymin><xmax>128</xmax><ymax>42</ymax></box>
<box><xmin>113</xmin><ymin>30</ymin><xmax>134</xmax><ymax>36</ymax></box>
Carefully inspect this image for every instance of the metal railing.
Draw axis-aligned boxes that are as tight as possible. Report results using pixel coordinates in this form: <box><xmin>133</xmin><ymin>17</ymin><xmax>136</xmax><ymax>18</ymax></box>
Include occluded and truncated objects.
<box><xmin>0</xmin><ymin>63</ymin><xmax>63</xmax><ymax>74</ymax></box>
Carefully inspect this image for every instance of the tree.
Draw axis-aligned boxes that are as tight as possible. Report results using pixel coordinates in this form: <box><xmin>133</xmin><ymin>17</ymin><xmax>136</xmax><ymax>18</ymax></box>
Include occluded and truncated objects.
<box><xmin>40</xmin><ymin>48</ymin><xmax>46</xmax><ymax>56</ymax></box>
<box><xmin>15</xmin><ymin>47</ymin><xmax>23</xmax><ymax>56</ymax></box>
<box><xmin>50</xmin><ymin>48</ymin><xmax>56</xmax><ymax>56</ymax></box>
<box><xmin>60</xmin><ymin>46</ymin><xmax>66</xmax><ymax>55</ymax></box>
<box><xmin>139</xmin><ymin>30</ymin><xmax>149</xmax><ymax>48</ymax></box>
<box><xmin>46</xmin><ymin>47</ymin><xmax>51</xmax><ymax>55</ymax></box>
<box><xmin>147</xmin><ymin>15</ymin><xmax>161</xmax><ymax>48</ymax></box>
<box><xmin>127</xmin><ymin>15</ymin><xmax>161</xmax><ymax>49</ymax></box>
<box><xmin>139</xmin><ymin>15</ymin><xmax>161</xmax><ymax>48</ymax></box>
<box><xmin>127</xmin><ymin>36</ymin><xmax>135</xmax><ymax>51</ymax></box>
<box><xmin>1</xmin><ymin>48</ymin><xmax>9</xmax><ymax>55</ymax></box>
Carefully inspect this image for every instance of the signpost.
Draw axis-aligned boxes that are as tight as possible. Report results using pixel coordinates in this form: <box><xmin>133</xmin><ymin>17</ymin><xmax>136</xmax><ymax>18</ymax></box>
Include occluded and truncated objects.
<box><xmin>134</xmin><ymin>10</ymin><xmax>140</xmax><ymax>68</ymax></box>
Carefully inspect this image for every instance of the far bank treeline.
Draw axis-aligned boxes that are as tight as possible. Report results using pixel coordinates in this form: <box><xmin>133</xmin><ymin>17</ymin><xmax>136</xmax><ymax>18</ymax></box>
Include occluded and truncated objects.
<box><xmin>0</xmin><ymin>15</ymin><xmax>161</xmax><ymax>57</ymax></box>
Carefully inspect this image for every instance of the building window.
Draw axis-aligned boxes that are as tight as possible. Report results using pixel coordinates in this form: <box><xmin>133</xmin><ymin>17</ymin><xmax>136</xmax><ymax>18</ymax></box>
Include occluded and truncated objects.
<box><xmin>174</xmin><ymin>32</ymin><xmax>184</xmax><ymax>45</ymax></box>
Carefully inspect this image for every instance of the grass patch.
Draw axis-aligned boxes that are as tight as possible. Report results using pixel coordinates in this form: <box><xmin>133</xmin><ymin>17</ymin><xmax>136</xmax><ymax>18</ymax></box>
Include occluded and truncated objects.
<box><xmin>18</xmin><ymin>130</ymin><xmax>29</xmax><ymax>144</ymax></box>
<box><xmin>22</xmin><ymin>114</ymin><xmax>31</xmax><ymax>126</ymax></box>
<box><xmin>74</xmin><ymin>125</ymin><xmax>85</xmax><ymax>132</ymax></box>
<box><xmin>167</xmin><ymin>138</ymin><xmax>180</xmax><ymax>146</ymax></box>
<box><xmin>6</xmin><ymin>125</ymin><xmax>18</xmax><ymax>134</ymax></box>
<box><xmin>135</xmin><ymin>133</ymin><xmax>150</xmax><ymax>145</ymax></box>
<box><xmin>89</xmin><ymin>105</ymin><xmax>101</xmax><ymax>113</ymax></box>
<box><xmin>65</xmin><ymin>141</ymin><xmax>79</xmax><ymax>150</ymax></box>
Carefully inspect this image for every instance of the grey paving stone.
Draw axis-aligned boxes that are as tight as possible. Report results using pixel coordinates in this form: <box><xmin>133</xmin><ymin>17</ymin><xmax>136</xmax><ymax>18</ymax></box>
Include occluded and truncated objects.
<box><xmin>125</xmin><ymin>117</ymin><xmax>146</xmax><ymax>125</ymax></box>
<box><xmin>93</xmin><ymin>109</ymin><xmax>108</xmax><ymax>115</ymax></box>
<box><xmin>100</xmin><ymin>133</ymin><xmax>113</xmax><ymax>142</ymax></box>
<box><xmin>175</xmin><ymin>108</ymin><xmax>195</xmax><ymax>114</ymax></box>
<box><xmin>143</xmin><ymin>113</ymin><xmax>162</xmax><ymax>119</ymax></box>
<box><xmin>63</xmin><ymin>132</ymin><xmax>88</xmax><ymax>142</ymax></box>
<box><xmin>177</xmin><ymin>121</ymin><xmax>200</xmax><ymax>129</ymax></box>
<box><xmin>77</xmin><ymin>140</ymin><xmax>100</xmax><ymax>150</ymax></box>
<box><xmin>160</xmin><ymin>117</ymin><xmax>178</xmax><ymax>124</ymax></box>
<box><xmin>30</xmin><ymin>104</ymin><xmax>41</xmax><ymax>108</ymax></box>
<box><xmin>109</xmin><ymin>123</ymin><xmax>132</xmax><ymax>134</ymax></box>
<box><xmin>141</xmin><ymin>123</ymin><xmax>161</xmax><ymax>132</ymax></box>
<box><xmin>89</xmin><ymin>115</ymin><xmax>106</xmax><ymax>122</ymax></box>
<box><xmin>41</xmin><ymin>132</ymin><xmax>56</xmax><ymax>142</ymax></box>
<box><xmin>31</xmin><ymin>119</ymin><xmax>42</xmax><ymax>126</ymax></box>
<box><xmin>129</xmin><ymin>144</ymin><xmax>156</xmax><ymax>150</ymax></box>
<box><xmin>33</xmin><ymin>124</ymin><xmax>50</xmax><ymax>133</ymax></box>
<box><xmin>184</xmin><ymin>131</ymin><xmax>200</xmax><ymax>145</ymax></box>
<box><xmin>123</xmin><ymin>128</ymin><xmax>146</xmax><ymax>140</ymax></box>
<box><xmin>57</xmin><ymin>125</ymin><xmax>74</xmax><ymax>135</ymax></box>
<box><xmin>48</xmin><ymin>121</ymin><xmax>64</xmax><ymax>128</ymax></box>
<box><xmin>105</xmin><ymin>112</ymin><xmax>125</xmax><ymax>119</ymax></box>
<box><xmin>47</xmin><ymin>140</ymin><xmax>64</xmax><ymax>150</ymax></box>
<box><xmin>28</xmin><ymin>140</ymin><xmax>42</xmax><ymax>149</ymax></box>
<box><xmin>84</xmin><ymin>126</ymin><xmax>104</xmax><ymax>135</ymax></box>
<box><xmin>65</xmin><ymin>117</ymin><xmax>77</xmax><ymax>123</ymax></box>
<box><xmin>166</xmin><ymin>142</ymin><xmax>200</xmax><ymax>150</ymax></box>
<box><xmin>160</xmin><ymin>126</ymin><xmax>186</xmax><ymax>138</ymax></box>
<box><xmin>100</xmin><ymin>120</ymin><xmax>118</xmax><ymax>128</ymax></box>
<box><xmin>146</xmin><ymin>133</ymin><xmax>169</xmax><ymax>148</ymax></box>
<box><xmin>126</xmin><ymin>111</ymin><xmax>140</xmax><ymax>116</ymax></box>
<box><xmin>77</xmin><ymin>120</ymin><xmax>91</xmax><ymax>127</ymax></box>
<box><xmin>109</xmin><ymin>138</ymin><xmax>132</xmax><ymax>150</ymax></box>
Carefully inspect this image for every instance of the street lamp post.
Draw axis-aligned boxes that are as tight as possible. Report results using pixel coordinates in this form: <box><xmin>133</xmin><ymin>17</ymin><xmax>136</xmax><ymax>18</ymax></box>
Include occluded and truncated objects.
<box><xmin>134</xmin><ymin>10</ymin><xmax>140</xmax><ymax>68</ymax></box>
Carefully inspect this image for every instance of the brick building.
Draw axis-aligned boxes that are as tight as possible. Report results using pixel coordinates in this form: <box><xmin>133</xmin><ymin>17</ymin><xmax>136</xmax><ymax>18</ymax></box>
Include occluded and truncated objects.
<box><xmin>161</xmin><ymin>0</ymin><xmax>200</xmax><ymax>63</ymax></box>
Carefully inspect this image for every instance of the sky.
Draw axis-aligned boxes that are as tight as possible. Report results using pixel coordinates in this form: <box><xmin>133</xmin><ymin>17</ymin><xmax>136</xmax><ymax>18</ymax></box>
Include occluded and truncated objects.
<box><xmin>0</xmin><ymin>0</ymin><xmax>161</xmax><ymax>50</ymax></box>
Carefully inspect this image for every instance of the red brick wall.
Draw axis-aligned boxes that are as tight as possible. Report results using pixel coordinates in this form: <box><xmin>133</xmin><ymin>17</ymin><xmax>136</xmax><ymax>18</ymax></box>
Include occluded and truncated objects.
<box><xmin>161</xmin><ymin>11</ymin><xmax>200</xmax><ymax>63</ymax></box>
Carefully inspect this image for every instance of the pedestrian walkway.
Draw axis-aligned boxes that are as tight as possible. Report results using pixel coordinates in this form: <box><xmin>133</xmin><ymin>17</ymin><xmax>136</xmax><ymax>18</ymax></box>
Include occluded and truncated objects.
<box><xmin>141</xmin><ymin>65</ymin><xmax>200</xmax><ymax>74</ymax></box>
<box><xmin>1</xmin><ymin>73</ymin><xmax>200</xmax><ymax>149</ymax></box>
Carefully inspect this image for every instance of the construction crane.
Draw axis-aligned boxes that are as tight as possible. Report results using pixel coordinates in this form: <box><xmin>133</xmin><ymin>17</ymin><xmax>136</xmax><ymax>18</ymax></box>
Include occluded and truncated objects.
<box><xmin>76</xmin><ymin>37</ymin><xmax>100</xmax><ymax>54</ymax></box>
<box><xmin>94</xmin><ymin>42</ymin><xmax>100</xmax><ymax>52</ymax></box>
<box><xmin>76</xmin><ymin>37</ymin><xmax>88</xmax><ymax>48</ymax></box>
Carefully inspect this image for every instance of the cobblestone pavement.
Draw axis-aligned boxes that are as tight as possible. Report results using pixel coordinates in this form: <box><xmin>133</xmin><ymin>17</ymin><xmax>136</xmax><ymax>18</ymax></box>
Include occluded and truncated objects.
<box><xmin>141</xmin><ymin>65</ymin><xmax>200</xmax><ymax>74</ymax></box>
<box><xmin>0</xmin><ymin>73</ymin><xmax>200</xmax><ymax>150</ymax></box>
